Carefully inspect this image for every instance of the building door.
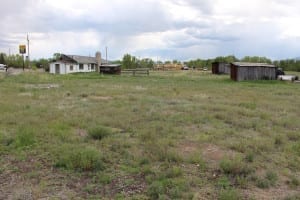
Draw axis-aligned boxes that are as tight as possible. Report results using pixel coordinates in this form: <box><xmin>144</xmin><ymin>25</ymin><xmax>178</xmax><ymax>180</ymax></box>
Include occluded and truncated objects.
<box><xmin>55</xmin><ymin>64</ymin><xmax>60</xmax><ymax>74</ymax></box>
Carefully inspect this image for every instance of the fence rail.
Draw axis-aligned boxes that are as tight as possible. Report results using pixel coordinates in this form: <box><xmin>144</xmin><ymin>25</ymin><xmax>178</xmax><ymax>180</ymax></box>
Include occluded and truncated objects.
<box><xmin>121</xmin><ymin>68</ymin><xmax>150</xmax><ymax>76</ymax></box>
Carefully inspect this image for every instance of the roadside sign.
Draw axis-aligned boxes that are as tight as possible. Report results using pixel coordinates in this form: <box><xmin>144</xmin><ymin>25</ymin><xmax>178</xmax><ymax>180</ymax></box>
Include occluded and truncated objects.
<box><xmin>19</xmin><ymin>45</ymin><xmax>26</xmax><ymax>54</ymax></box>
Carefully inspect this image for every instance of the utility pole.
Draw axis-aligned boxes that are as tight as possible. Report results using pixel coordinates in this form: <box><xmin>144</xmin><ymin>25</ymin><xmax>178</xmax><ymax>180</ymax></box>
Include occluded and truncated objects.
<box><xmin>105</xmin><ymin>46</ymin><xmax>108</xmax><ymax>64</ymax></box>
<box><xmin>27</xmin><ymin>34</ymin><xmax>30</xmax><ymax>68</ymax></box>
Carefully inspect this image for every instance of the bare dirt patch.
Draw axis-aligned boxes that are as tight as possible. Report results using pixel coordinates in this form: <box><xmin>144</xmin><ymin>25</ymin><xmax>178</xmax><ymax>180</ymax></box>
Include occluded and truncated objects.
<box><xmin>77</xmin><ymin>129</ymin><xmax>88</xmax><ymax>137</ymax></box>
<box><xmin>242</xmin><ymin>186</ymin><xmax>300</xmax><ymax>200</ymax></box>
<box><xmin>201</xmin><ymin>143</ymin><xmax>236</xmax><ymax>170</ymax></box>
<box><xmin>103</xmin><ymin>174</ymin><xmax>147</xmax><ymax>198</ymax></box>
<box><xmin>178</xmin><ymin>140</ymin><xmax>199</xmax><ymax>157</ymax></box>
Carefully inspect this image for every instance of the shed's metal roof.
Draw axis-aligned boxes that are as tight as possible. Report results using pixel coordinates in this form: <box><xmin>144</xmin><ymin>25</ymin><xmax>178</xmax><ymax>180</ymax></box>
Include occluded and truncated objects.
<box><xmin>232</xmin><ymin>62</ymin><xmax>275</xmax><ymax>68</ymax></box>
<box><xmin>67</xmin><ymin>55</ymin><xmax>97</xmax><ymax>64</ymax></box>
<box><xmin>64</xmin><ymin>55</ymin><xmax>108</xmax><ymax>64</ymax></box>
<box><xmin>100</xmin><ymin>64</ymin><xmax>121</xmax><ymax>68</ymax></box>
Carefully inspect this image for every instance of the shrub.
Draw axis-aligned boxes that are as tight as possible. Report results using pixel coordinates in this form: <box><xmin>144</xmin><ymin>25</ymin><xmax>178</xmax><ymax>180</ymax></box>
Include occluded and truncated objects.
<box><xmin>245</xmin><ymin>151</ymin><xmax>254</xmax><ymax>163</ymax></box>
<box><xmin>256</xmin><ymin>178</ymin><xmax>270</xmax><ymax>189</ymax></box>
<box><xmin>274</xmin><ymin>135</ymin><xmax>284</xmax><ymax>147</ymax></box>
<box><xmin>290</xmin><ymin>177</ymin><xmax>300</xmax><ymax>187</ymax></box>
<box><xmin>220</xmin><ymin>157</ymin><xmax>253</xmax><ymax>176</ymax></box>
<box><xmin>217</xmin><ymin>176</ymin><xmax>231</xmax><ymax>190</ymax></box>
<box><xmin>265</xmin><ymin>171</ymin><xmax>278</xmax><ymax>186</ymax></box>
<box><xmin>147</xmin><ymin>181</ymin><xmax>165</xmax><ymax>199</ymax></box>
<box><xmin>88</xmin><ymin>126</ymin><xmax>112</xmax><ymax>140</ymax></box>
<box><xmin>165</xmin><ymin>166</ymin><xmax>182</xmax><ymax>178</ymax></box>
<box><xmin>55</xmin><ymin>146</ymin><xmax>104</xmax><ymax>171</ymax></box>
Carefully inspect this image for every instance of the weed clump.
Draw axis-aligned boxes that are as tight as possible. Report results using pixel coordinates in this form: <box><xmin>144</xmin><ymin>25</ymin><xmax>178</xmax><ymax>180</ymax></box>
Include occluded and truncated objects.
<box><xmin>14</xmin><ymin>128</ymin><xmax>36</xmax><ymax>149</ymax></box>
<box><xmin>55</xmin><ymin>146</ymin><xmax>104</xmax><ymax>171</ymax></box>
<box><xmin>220</xmin><ymin>157</ymin><xmax>253</xmax><ymax>176</ymax></box>
<box><xmin>256</xmin><ymin>170</ymin><xmax>278</xmax><ymax>189</ymax></box>
<box><xmin>88</xmin><ymin>126</ymin><xmax>112</xmax><ymax>140</ymax></box>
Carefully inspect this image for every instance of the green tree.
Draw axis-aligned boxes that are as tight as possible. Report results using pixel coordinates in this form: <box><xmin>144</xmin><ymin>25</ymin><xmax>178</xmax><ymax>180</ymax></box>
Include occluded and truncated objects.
<box><xmin>140</xmin><ymin>58</ymin><xmax>154</xmax><ymax>69</ymax></box>
<box><xmin>0</xmin><ymin>53</ymin><xmax>6</xmax><ymax>64</ymax></box>
<box><xmin>5</xmin><ymin>54</ymin><xmax>24</xmax><ymax>68</ymax></box>
<box><xmin>122</xmin><ymin>54</ymin><xmax>139</xmax><ymax>69</ymax></box>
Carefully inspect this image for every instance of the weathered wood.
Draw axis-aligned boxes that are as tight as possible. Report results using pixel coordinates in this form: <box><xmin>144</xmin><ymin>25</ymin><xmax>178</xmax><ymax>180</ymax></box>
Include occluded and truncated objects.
<box><xmin>231</xmin><ymin>62</ymin><xmax>276</xmax><ymax>81</ymax></box>
<box><xmin>121</xmin><ymin>68</ymin><xmax>150</xmax><ymax>76</ymax></box>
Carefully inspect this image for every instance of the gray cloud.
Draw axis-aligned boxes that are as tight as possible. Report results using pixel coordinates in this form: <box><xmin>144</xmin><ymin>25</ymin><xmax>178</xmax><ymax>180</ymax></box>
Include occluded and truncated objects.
<box><xmin>0</xmin><ymin>0</ymin><xmax>300</xmax><ymax>60</ymax></box>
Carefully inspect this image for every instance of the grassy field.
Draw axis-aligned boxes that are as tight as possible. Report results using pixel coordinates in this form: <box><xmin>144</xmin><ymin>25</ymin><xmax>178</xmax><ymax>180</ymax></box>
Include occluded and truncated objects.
<box><xmin>0</xmin><ymin>70</ymin><xmax>299</xmax><ymax>199</ymax></box>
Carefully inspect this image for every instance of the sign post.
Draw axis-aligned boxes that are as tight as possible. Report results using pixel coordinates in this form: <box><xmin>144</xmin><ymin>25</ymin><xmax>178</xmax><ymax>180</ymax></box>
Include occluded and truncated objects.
<box><xmin>19</xmin><ymin>45</ymin><xmax>26</xmax><ymax>71</ymax></box>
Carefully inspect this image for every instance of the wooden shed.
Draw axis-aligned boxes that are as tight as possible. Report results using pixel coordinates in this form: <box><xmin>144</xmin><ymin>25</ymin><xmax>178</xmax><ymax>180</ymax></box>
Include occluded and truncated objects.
<box><xmin>212</xmin><ymin>62</ymin><xmax>230</xmax><ymax>74</ymax></box>
<box><xmin>231</xmin><ymin>62</ymin><xmax>277</xmax><ymax>81</ymax></box>
<box><xmin>100</xmin><ymin>64</ymin><xmax>121</xmax><ymax>74</ymax></box>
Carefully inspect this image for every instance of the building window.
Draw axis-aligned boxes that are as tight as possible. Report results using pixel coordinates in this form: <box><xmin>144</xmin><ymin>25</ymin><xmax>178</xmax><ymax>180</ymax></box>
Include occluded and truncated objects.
<box><xmin>91</xmin><ymin>64</ymin><xmax>95</xmax><ymax>70</ymax></box>
<box><xmin>70</xmin><ymin>65</ymin><xmax>73</xmax><ymax>71</ymax></box>
<box><xmin>79</xmin><ymin>64</ymin><xmax>84</xmax><ymax>70</ymax></box>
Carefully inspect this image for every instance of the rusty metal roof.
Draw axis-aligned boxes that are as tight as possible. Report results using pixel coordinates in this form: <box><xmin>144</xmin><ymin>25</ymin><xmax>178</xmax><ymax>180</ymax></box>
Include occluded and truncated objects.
<box><xmin>232</xmin><ymin>62</ymin><xmax>275</xmax><ymax>68</ymax></box>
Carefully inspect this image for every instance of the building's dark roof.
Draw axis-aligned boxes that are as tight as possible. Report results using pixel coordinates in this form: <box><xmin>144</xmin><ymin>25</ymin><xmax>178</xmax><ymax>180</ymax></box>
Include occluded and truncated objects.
<box><xmin>67</xmin><ymin>55</ymin><xmax>97</xmax><ymax>64</ymax></box>
<box><xmin>57</xmin><ymin>54</ymin><xmax>108</xmax><ymax>64</ymax></box>
<box><xmin>100</xmin><ymin>64</ymin><xmax>121</xmax><ymax>68</ymax></box>
<box><xmin>232</xmin><ymin>62</ymin><xmax>275</xmax><ymax>68</ymax></box>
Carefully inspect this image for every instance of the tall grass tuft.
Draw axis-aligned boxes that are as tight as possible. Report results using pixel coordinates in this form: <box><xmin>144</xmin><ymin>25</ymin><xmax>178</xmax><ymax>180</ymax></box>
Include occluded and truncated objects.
<box><xmin>14</xmin><ymin>127</ymin><xmax>36</xmax><ymax>149</ymax></box>
<box><xmin>88</xmin><ymin>126</ymin><xmax>112</xmax><ymax>140</ymax></box>
<box><xmin>55</xmin><ymin>146</ymin><xmax>104</xmax><ymax>171</ymax></box>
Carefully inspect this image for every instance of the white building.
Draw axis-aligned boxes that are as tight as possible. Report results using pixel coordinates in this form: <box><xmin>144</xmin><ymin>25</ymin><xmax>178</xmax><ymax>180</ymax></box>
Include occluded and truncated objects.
<box><xmin>50</xmin><ymin>52</ymin><xmax>105</xmax><ymax>74</ymax></box>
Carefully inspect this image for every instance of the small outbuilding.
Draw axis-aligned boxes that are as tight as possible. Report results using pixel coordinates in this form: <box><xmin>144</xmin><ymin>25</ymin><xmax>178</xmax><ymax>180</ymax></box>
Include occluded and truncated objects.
<box><xmin>230</xmin><ymin>62</ymin><xmax>277</xmax><ymax>81</ymax></box>
<box><xmin>100</xmin><ymin>64</ymin><xmax>121</xmax><ymax>74</ymax></box>
<box><xmin>212</xmin><ymin>62</ymin><xmax>230</xmax><ymax>74</ymax></box>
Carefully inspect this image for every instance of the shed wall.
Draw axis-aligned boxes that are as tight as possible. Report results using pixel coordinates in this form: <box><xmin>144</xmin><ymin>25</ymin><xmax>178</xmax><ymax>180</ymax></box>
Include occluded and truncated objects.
<box><xmin>235</xmin><ymin>66</ymin><xmax>276</xmax><ymax>81</ymax></box>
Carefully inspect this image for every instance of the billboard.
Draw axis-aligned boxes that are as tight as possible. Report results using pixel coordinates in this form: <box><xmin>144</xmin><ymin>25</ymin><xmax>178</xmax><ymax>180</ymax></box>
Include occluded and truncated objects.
<box><xmin>19</xmin><ymin>45</ymin><xmax>26</xmax><ymax>54</ymax></box>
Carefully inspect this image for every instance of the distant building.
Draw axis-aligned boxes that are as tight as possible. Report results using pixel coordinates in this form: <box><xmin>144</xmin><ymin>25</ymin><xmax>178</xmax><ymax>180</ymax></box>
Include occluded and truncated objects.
<box><xmin>212</xmin><ymin>62</ymin><xmax>230</xmax><ymax>74</ymax></box>
<box><xmin>230</xmin><ymin>62</ymin><xmax>277</xmax><ymax>81</ymax></box>
<box><xmin>50</xmin><ymin>52</ymin><xmax>105</xmax><ymax>74</ymax></box>
<box><xmin>100</xmin><ymin>64</ymin><xmax>121</xmax><ymax>74</ymax></box>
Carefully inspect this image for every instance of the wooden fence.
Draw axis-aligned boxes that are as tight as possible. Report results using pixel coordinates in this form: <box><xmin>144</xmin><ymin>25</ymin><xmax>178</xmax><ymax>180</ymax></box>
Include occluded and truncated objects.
<box><xmin>121</xmin><ymin>68</ymin><xmax>150</xmax><ymax>76</ymax></box>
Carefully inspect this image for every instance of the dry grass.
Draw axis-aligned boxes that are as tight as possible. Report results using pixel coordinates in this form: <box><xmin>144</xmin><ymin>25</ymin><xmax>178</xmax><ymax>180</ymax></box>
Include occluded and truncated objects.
<box><xmin>0</xmin><ymin>70</ymin><xmax>299</xmax><ymax>199</ymax></box>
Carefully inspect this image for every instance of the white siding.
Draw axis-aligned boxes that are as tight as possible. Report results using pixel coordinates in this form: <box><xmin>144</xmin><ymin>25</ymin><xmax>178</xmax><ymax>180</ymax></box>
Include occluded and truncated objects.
<box><xmin>50</xmin><ymin>62</ymin><xmax>67</xmax><ymax>74</ymax></box>
<box><xmin>50</xmin><ymin>62</ymin><xmax>97</xmax><ymax>74</ymax></box>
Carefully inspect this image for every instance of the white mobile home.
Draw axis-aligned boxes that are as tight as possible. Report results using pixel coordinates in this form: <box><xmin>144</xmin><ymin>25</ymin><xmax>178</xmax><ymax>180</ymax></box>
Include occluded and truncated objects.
<box><xmin>50</xmin><ymin>52</ymin><xmax>104</xmax><ymax>74</ymax></box>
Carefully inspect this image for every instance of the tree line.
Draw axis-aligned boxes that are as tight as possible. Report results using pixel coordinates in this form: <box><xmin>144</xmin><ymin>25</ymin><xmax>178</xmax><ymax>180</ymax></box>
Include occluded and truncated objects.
<box><xmin>1</xmin><ymin>52</ymin><xmax>300</xmax><ymax>72</ymax></box>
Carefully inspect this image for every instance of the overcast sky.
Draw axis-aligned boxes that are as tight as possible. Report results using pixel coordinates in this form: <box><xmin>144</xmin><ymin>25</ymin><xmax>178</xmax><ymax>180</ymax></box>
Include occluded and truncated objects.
<box><xmin>1</xmin><ymin>0</ymin><xmax>300</xmax><ymax>61</ymax></box>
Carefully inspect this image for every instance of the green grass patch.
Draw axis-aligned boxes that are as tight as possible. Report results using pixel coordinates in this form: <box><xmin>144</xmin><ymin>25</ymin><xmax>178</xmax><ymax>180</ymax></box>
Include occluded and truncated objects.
<box><xmin>88</xmin><ymin>125</ymin><xmax>113</xmax><ymax>140</ymax></box>
<box><xmin>0</xmin><ymin>71</ymin><xmax>299</xmax><ymax>199</ymax></box>
<box><xmin>55</xmin><ymin>145</ymin><xmax>104</xmax><ymax>171</ymax></box>
<box><xmin>14</xmin><ymin>127</ymin><xmax>36</xmax><ymax>149</ymax></box>
<box><xmin>220</xmin><ymin>157</ymin><xmax>254</xmax><ymax>177</ymax></box>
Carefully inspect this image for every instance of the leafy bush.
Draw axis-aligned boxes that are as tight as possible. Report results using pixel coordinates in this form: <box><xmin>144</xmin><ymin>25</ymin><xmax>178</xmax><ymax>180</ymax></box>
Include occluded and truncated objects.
<box><xmin>88</xmin><ymin>126</ymin><xmax>112</xmax><ymax>140</ymax></box>
<box><xmin>55</xmin><ymin>146</ymin><xmax>104</xmax><ymax>171</ymax></box>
